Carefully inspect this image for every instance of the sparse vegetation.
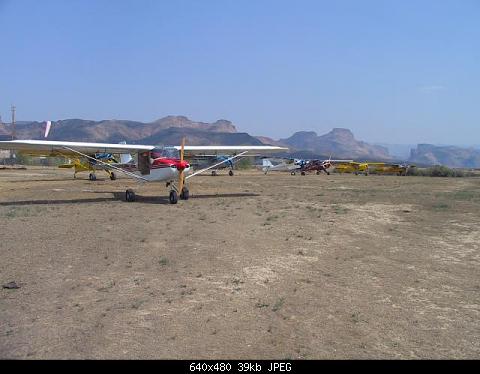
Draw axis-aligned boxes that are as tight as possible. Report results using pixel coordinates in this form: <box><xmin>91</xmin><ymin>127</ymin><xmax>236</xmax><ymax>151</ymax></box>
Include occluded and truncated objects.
<box><xmin>409</xmin><ymin>166</ymin><xmax>475</xmax><ymax>177</ymax></box>
<box><xmin>432</xmin><ymin>202</ymin><xmax>450</xmax><ymax>210</ymax></box>
<box><xmin>272</xmin><ymin>297</ymin><xmax>285</xmax><ymax>312</ymax></box>
<box><xmin>236</xmin><ymin>158</ymin><xmax>252</xmax><ymax>170</ymax></box>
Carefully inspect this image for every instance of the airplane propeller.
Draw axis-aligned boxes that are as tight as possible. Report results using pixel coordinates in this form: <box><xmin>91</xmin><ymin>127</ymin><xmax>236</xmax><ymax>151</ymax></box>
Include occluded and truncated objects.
<box><xmin>178</xmin><ymin>137</ymin><xmax>186</xmax><ymax>194</ymax></box>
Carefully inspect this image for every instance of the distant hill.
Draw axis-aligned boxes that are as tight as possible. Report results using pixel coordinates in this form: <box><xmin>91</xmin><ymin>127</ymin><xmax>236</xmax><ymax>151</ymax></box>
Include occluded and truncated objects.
<box><xmin>409</xmin><ymin>144</ymin><xmax>480</xmax><ymax>168</ymax></box>
<box><xmin>0</xmin><ymin>118</ymin><xmax>392</xmax><ymax>160</ymax></box>
<box><xmin>8</xmin><ymin>116</ymin><xmax>480</xmax><ymax>167</ymax></box>
<box><xmin>0</xmin><ymin>116</ymin><xmax>254</xmax><ymax>145</ymax></box>
<box><xmin>279</xmin><ymin>128</ymin><xmax>391</xmax><ymax>160</ymax></box>
<box><xmin>375</xmin><ymin>143</ymin><xmax>416</xmax><ymax>160</ymax></box>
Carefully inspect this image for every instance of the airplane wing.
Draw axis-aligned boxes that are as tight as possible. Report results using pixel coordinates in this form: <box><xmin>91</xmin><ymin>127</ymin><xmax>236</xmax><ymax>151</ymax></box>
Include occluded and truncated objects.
<box><xmin>177</xmin><ymin>145</ymin><xmax>288</xmax><ymax>156</ymax></box>
<box><xmin>0</xmin><ymin>140</ymin><xmax>286</xmax><ymax>156</ymax></box>
<box><xmin>0</xmin><ymin>140</ymin><xmax>154</xmax><ymax>156</ymax></box>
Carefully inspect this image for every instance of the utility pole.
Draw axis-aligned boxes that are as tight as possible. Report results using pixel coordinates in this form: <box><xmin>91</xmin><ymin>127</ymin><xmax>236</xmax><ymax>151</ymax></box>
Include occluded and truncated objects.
<box><xmin>10</xmin><ymin>105</ymin><xmax>16</xmax><ymax>163</ymax></box>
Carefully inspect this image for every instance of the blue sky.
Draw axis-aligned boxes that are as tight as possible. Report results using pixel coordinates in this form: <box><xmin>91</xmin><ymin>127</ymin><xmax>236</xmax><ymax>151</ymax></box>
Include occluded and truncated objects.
<box><xmin>0</xmin><ymin>0</ymin><xmax>478</xmax><ymax>145</ymax></box>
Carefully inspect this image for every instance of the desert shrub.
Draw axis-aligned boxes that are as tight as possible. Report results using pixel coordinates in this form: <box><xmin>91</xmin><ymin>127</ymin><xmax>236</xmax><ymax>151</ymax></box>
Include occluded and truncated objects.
<box><xmin>236</xmin><ymin>157</ymin><xmax>252</xmax><ymax>170</ymax></box>
<box><xmin>410</xmin><ymin>165</ymin><xmax>465</xmax><ymax>177</ymax></box>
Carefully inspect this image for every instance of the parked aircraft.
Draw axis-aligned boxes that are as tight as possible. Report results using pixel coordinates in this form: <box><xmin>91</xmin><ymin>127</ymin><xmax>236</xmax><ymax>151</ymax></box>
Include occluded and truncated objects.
<box><xmin>333</xmin><ymin>161</ymin><xmax>377</xmax><ymax>175</ymax></box>
<box><xmin>189</xmin><ymin>154</ymin><xmax>251</xmax><ymax>176</ymax></box>
<box><xmin>260</xmin><ymin>158</ymin><xmax>300</xmax><ymax>174</ymax></box>
<box><xmin>295</xmin><ymin>158</ymin><xmax>353</xmax><ymax>175</ymax></box>
<box><xmin>368</xmin><ymin>163</ymin><xmax>415</xmax><ymax>176</ymax></box>
<box><xmin>42</xmin><ymin>121</ymin><xmax>132</xmax><ymax>180</ymax></box>
<box><xmin>0</xmin><ymin>139</ymin><xmax>287</xmax><ymax>204</ymax></box>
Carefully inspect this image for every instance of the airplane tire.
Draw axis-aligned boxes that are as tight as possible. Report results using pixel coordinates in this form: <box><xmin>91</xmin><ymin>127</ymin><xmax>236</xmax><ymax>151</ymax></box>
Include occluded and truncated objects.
<box><xmin>301</xmin><ymin>171</ymin><xmax>306</xmax><ymax>176</ymax></box>
<box><xmin>229</xmin><ymin>170</ymin><xmax>234</xmax><ymax>176</ymax></box>
<box><xmin>316</xmin><ymin>171</ymin><xmax>320</xmax><ymax>175</ymax></box>
<box><xmin>110</xmin><ymin>172</ymin><xmax>116</xmax><ymax>181</ymax></box>
<box><xmin>180</xmin><ymin>187</ymin><xmax>189</xmax><ymax>200</ymax></box>
<box><xmin>291</xmin><ymin>171</ymin><xmax>296</xmax><ymax>175</ymax></box>
<box><xmin>125</xmin><ymin>189</ymin><xmax>136</xmax><ymax>202</ymax></box>
<box><xmin>327</xmin><ymin>171</ymin><xmax>330</xmax><ymax>175</ymax></box>
<box><xmin>89</xmin><ymin>173</ymin><xmax>97</xmax><ymax>181</ymax></box>
<box><xmin>169</xmin><ymin>190</ymin><xmax>178</xmax><ymax>204</ymax></box>
<box><xmin>211</xmin><ymin>171</ymin><xmax>217</xmax><ymax>176</ymax></box>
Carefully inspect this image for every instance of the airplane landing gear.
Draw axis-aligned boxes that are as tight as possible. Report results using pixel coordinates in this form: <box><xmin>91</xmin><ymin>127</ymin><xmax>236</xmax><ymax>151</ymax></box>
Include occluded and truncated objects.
<box><xmin>125</xmin><ymin>189</ymin><xmax>136</xmax><ymax>202</ymax></box>
<box><xmin>169</xmin><ymin>190</ymin><xmax>178</xmax><ymax>204</ymax></box>
<box><xmin>291</xmin><ymin>171</ymin><xmax>296</xmax><ymax>175</ymax></box>
<box><xmin>229</xmin><ymin>170</ymin><xmax>234</xmax><ymax>176</ymax></box>
<box><xmin>89</xmin><ymin>173</ymin><xmax>97</xmax><ymax>181</ymax></box>
<box><xmin>109</xmin><ymin>171</ymin><xmax>116</xmax><ymax>181</ymax></box>
<box><xmin>301</xmin><ymin>171</ymin><xmax>306</xmax><ymax>176</ymax></box>
<box><xmin>316</xmin><ymin>171</ymin><xmax>320</xmax><ymax>175</ymax></box>
<box><xmin>180</xmin><ymin>186</ymin><xmax>189</xmax><ymax>200</ymax></box>
<box><xmin>211</xmin><ymin>170</ymin><xmax>217</xmax><ymax>176</ymax></box>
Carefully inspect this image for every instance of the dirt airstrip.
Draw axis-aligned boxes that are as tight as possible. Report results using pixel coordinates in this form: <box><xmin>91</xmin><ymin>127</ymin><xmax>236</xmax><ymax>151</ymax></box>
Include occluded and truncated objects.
<box><xmin>0</xmin><ymin>167</ymin><xmax>479</xmax><ymax>359</ymax></box>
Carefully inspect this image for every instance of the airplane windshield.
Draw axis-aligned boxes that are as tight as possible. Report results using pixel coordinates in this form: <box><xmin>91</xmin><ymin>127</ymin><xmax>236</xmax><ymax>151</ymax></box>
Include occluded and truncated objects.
<box><xmin>150</xmin><ymin>147</ymin><xmax>179</xmax><ymax>159</ymax></box>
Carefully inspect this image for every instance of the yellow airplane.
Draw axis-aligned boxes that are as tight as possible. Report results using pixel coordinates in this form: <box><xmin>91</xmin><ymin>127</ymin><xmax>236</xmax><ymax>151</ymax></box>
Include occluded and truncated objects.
<box><xmin>334</xmin><ymin>161</ymin><xmax>414</xmax><ymax>176</ymax></box>
<box><xmin>368</xmin><ymin>163</ymin><xmax>415</xmax><ymax>176</ymax></box>
<box><xmin>58</xmin><ymin>157</ymin><xmax>118</xmax><ymax>180</ymax></box>
<box><xmin>333</xmin><ymin>161</ymin><xmax>382</xmax><ymax>175</ymax></box>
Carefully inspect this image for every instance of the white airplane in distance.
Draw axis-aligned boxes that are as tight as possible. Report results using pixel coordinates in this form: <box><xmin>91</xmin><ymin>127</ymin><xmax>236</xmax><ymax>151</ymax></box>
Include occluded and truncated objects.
<box><xmin>0</xmin><ymin>138</ymin><xmax>287</xmax><ymax>204</ymax></box>
<box><xmin>261</xmin><ymin>158</ymin><xmax>301</xmax><ymax>175</ymax></box>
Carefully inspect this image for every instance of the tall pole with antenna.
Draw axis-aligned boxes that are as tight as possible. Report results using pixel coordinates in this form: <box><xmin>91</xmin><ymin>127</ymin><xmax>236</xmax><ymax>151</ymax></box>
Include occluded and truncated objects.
<box><xmin>10</xmin><ymin>105</ymin><xmax>16</xmax><ymax>163</ymax></box>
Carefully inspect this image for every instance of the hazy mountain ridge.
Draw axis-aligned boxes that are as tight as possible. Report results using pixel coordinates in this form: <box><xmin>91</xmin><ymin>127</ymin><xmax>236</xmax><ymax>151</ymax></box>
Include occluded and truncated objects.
<box><xmin>278</xmin><ymin>128</ymin><xmax>392</xmax><ymax>160</ymax></box>
<box><xmin>0</xmin><ymin>116</ymin><xmax>240</xmax><ymax>144</ymax></box>
<box><xmin>409</xmin><ymin>144</ymin><xmax>480</xmax><ymax>168</ymax></box>
<box><xmin>2</xmin><ymin>117</ymin><xmax>480</xmax><ymax>167</ymax></box>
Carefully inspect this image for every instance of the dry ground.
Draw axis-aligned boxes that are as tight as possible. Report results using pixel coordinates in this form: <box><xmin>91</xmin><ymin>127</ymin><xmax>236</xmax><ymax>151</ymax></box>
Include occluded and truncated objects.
<box><xmin>0</xmin><ymin>167</ymin><xmax>479</xmax><ymax>359</ymax></box>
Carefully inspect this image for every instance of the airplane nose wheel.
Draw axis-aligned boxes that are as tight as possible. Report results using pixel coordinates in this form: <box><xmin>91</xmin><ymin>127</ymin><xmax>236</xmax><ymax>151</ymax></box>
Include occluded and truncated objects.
<box><xmin>89</xmin><ymin>173</ymin><xmax>97</xmax><ymax>181</ymax></box>
<box><xmin>229</xmin><ymin>170</ymin><xmax>234</xmax><ymax>176</ymax></box>
<box><xmin>180</xmin><ymin>187</ymin><xmax>189</xmax><ymax>200</ymax></box>
<box><xmin>125</xmin><ymin>189</ymin><xmax>136</xmax><ymax>202</ymax></box>
<box><xmin>110</xmin><ymin>172</ymin><xmax>116</xmax><ymax>181</ymax></box>
<box><xmin>169</xmin><ymin>190</ymin><xmax>178</xmax><ymax>204</ymax></box>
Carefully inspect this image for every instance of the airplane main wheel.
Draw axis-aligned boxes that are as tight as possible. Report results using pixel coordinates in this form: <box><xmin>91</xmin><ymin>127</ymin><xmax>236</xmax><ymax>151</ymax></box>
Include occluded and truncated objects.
<box><xmin>89</xmin><ymin>173</ymin><xmax>97</xmax><ymax>181</ymax></box>
<box><xmin>291</xmin><ymin>171</ymin><xmax>296</xmax><ymax>175</ymax></box>
<box><xmin>110</xmin><ymin>172</ymin><xmax>116</xmax><ymax>181</ymax></box>
<box><xmin>125</xmin><ymin>189</ymin><xmax>136</xmax><ymax>202</ymax></box>
<box><xmin>211</xmin><ymin>171</ymin><xmax>217</xmax><ymax>176</ymax></box>
<box><xmin>301</xmin><ymin>171</ymin><xmax>306</xmax><ymax>176</ymax></box>
<box><xmin>316</xmin><ymin>171</ymin><xmax>320</xmax><ymax>175</ymax></box>
<box><xmin>169</xmin><ymin>190</ymin><xmax>178</xmax><ymax>204</ymax></box>
<box><xmin>327</xmin><ymin>171</ymin><xmax>330</xmax><ymax>175</ymax></box>
<box><xmin>180</xmin><ymin>187</ymin><xmax>189</xmax><ymax>200</ymax></box>
<box><xmin>229</xmin><ymin>170</ymin><xmax>234</xmax><ymax>176</ymax></box>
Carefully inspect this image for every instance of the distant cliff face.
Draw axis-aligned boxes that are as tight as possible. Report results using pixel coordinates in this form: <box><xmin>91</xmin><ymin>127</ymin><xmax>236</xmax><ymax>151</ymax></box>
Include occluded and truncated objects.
<box><xmin>280</xmin><ymin>128</ymin><xmax>391</xmax><ymax>160</ymax></box>
<box><xmin>409</xmin><ymin>144</ymin><xmax>480</xmax><ymax>168</ymax></box>
<box><xmin>2</xmin><ymin>116</ymin><xmax>252</xmax><ymax>145</ymax></box>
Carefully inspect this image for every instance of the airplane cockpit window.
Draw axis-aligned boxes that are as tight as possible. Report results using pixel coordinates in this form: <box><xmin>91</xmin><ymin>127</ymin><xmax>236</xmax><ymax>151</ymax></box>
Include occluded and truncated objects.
<box><xmin>150</xmin><ymin>147</ymin><xmax>179</xmax><ymax>159</ymax></box>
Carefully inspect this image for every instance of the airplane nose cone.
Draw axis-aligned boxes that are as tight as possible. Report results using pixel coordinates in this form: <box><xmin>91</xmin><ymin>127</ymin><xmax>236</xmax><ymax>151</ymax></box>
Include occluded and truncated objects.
<box><xmin>177</xmin><ymin>161</ymin><xmax>189</xmax><ymax>171</ymax></box>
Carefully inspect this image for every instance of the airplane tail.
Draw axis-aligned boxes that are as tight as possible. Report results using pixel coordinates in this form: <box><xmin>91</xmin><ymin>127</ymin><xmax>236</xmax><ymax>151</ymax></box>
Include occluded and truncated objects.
<box><xmin>118</xmin><ymin>141</ymin><xmax>133</xmax><ymax>164</ymax></box>
<box><xmin>120</xmin><ymin>153</ymin><xmax>133</xmax><ymax>164</ymax></box>
<box><xmin>262</xmin><ymin>159</ymin><xmax>273</xmax><ymax>167</ymax></box>
<box><xmin>44</xmin><ymin>121</ymin><xmax>52</xmax><ymax>138</ymax></box>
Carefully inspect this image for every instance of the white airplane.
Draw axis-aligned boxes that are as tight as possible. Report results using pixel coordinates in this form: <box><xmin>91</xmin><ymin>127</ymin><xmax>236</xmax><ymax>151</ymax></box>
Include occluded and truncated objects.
<box><xmin>0</xmin><ymin>138</ymin><xmax>287</xmax><ymax>204</ymax></box>
<box><xmin>261</xmin><ymin>159</ymin><xmax>301</xmax><ymax>175</ymax></box>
